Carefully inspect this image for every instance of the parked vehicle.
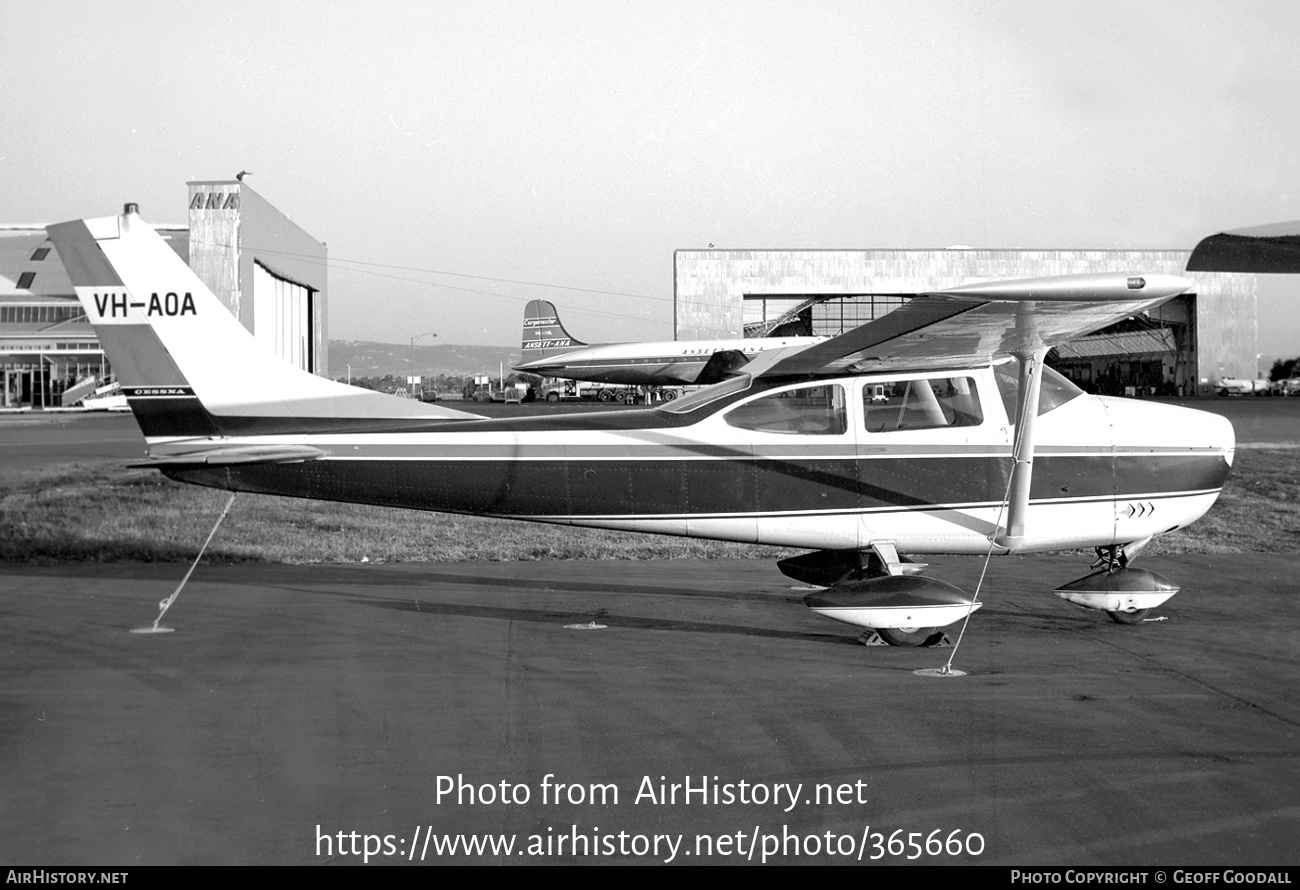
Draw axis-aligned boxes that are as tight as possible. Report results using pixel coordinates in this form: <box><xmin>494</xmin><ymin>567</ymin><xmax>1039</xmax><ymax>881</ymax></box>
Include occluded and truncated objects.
<box><xmin>471</xmin><ymin>383</ymin><xmax>527</xmax><ymax>403</ymax></box>
<box><xmin>538</xmin><ymin>379</ymin><xmax>584</xmax><ymax>402</ymax></box>
<box><xmin>535</xmin><ymin>379</ymin><xmax>685</xmax><ymax>404</ymax></box>
<box><xmin>1217</xmin><ymin>377</ymin><xmax>1268</xmax><ymax>396</ymax></box>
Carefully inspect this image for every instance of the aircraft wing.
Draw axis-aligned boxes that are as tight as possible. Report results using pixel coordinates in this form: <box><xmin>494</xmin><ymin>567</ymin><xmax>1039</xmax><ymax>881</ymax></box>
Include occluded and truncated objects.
<box><xmin>1187</xmin><ymin>221</ymin><xmax>1300</xmax><ymax>273</ymax></box>
<box><xmin>743</xmin><ymin>272</ymin><xmax>1191</xmax><ymax>378</ymax></box>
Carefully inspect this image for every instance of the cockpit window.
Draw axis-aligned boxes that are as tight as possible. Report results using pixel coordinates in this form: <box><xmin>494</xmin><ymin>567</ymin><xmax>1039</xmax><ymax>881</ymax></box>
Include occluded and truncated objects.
<box><xmin>659</xmin><ymin>375</ymin><xmax>753</xmax><ymax>414</ymax></box>
<box><xmin>724</xmin><ymin>383</ymin><xmax>847</xmax><ymax>435</ymax></box>
<box><xmin>862</xmin><ymin>376</ymin><xmax>983</xmax><ymax>433</ymax></box>
<box><xmin>994</xmin><ymin>360</ymin><xmax>1085</xmax><ymax>420</ymax></box>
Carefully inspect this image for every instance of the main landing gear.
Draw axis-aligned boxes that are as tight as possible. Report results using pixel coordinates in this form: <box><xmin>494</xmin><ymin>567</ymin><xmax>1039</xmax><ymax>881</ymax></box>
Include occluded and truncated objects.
<box><xmin>622</xmin><ymin>386</ymin><xmax>679</xmax><ymax>405</ymax></box>
<box><xmin>871</xmin><ymin>625</ymin><xmax>950</xmax><ymax>648</ymax></box>
<box><xmin>781</xmin><ymin>544</ymin><xmax>981</xmax><ymax>647</ymax></box>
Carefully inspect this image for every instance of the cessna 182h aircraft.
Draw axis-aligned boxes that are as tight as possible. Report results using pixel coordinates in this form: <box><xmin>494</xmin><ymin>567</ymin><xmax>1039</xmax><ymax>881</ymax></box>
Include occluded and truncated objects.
<box><xmin>47</xmin><ymin>206</ymin><xmax>1234</xmax><ymax>646</ymax></box>
<box><xmin>514</xmin><ymin>299</ymin><xmax>826</xmax><ymax>390</ymax></box>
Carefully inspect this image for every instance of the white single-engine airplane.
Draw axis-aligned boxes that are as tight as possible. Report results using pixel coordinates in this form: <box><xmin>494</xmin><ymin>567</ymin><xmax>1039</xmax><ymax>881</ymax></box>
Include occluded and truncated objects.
<box><xmin>48</xmin><ymin>206</ymin><xmax>1235</xmax><ymax>646</ymax></box>
<box><xmin>514</xmin><ymin>299</ymin><xmax>826</xmax><ymax>389</ymax></box>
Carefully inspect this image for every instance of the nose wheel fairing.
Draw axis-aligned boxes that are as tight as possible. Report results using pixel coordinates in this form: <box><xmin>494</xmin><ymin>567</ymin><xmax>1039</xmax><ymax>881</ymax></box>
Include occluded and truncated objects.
<box><xmin>1054</xmin><ymin>565</ymin><xmax>1179</xmax><ymax>623</ymax></box>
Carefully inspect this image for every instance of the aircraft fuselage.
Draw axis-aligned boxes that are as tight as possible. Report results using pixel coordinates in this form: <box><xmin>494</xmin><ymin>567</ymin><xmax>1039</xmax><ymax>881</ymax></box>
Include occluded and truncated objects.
<box><xmin>515</xmin><ymin>336</ymin><xmax>826</xmax><ymax>386</ymax></box>
<box><xmin>164</xmin><ymin>365</ymin><xmax>1233</xmax><ymax>556</ymax></box>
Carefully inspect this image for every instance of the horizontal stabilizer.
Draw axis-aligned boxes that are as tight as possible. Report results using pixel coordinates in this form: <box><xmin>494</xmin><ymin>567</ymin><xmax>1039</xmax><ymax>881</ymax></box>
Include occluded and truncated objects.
<box><xmin>129</xmin><ymin>444</ymin><xmax>327</xmax><ymax>467</ymax></box>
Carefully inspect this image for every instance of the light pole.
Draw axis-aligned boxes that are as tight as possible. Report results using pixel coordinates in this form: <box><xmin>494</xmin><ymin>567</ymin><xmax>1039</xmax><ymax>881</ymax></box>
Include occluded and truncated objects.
<box><xmin>410</xmin><ymin>331</ymin><xmax>437</xmax><ymax>397</ymax></box>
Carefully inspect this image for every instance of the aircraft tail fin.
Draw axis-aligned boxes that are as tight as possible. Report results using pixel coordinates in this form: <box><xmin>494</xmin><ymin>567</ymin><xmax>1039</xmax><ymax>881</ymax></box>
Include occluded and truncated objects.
<box><xmin>46</xmin><ymin>206</ymin><xmax>483</xmax><ymax>444</ymax></box>
<box><xmin>520</xmin><ymin>299</ymin><xmax>586</xmax><ymax>362</ymax></box>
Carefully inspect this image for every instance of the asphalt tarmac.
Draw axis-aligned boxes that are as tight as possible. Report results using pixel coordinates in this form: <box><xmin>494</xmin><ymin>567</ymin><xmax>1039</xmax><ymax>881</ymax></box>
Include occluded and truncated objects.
<box><xmin>1</xmin><ymin>401</ymin><xmax>1297</xmax><ymax>866</ymax></box>
<box><xmin>4</xmin><ymin>555</ymin><xmax>1298</xmax><ymax>866</ymax></box>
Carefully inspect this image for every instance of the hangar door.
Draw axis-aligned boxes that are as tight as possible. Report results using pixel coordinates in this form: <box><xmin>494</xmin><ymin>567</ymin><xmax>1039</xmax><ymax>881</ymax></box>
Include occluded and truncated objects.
<box><xmin>252</xmin><ymin>261</ymin><xmax>315</xmax><ymax>372</ymax></box>
<box><xmin>743</xmin><ymin>294</ymin><xmax>912</xmax><ymax>337</ymax></box>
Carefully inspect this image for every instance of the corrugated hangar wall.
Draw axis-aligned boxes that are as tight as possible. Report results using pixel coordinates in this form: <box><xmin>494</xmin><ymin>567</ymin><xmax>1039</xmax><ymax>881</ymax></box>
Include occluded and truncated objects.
<box><xmin>673</xmin><ymin>249</ymin><xmax>1257</xmax><ymax>394</ymax></box>
<box><xmin>188</xmin><ymin>181</ymin><xmax>329</xmax><ymax>376</ymax></box>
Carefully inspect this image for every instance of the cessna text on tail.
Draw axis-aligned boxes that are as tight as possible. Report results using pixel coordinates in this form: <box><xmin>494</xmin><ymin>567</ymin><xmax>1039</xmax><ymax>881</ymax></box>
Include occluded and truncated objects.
<box><xmin>47</xmin><ymin>206</ymin><xmax>1234</xmax><ymax>646</ymax></box>
<box><xmin>514</xmin><ymin>299</ymin><xmax>827</xmax><ymax>387</ymax></box>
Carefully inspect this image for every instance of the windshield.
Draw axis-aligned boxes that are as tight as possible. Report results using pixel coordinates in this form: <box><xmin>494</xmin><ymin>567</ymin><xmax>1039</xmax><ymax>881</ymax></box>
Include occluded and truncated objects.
<box><xmin>994</xmin><ymin>360</ymin><xmax>1085</xmax><ymax>420</ymax></box>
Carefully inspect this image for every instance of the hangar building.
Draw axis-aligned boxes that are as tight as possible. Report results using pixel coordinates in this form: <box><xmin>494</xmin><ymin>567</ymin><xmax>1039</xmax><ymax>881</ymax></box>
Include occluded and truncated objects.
<box><xmin>674</xmin><ymin>249</ymin><xmax>1257</xmax><ymax>397</ymax></box>
<box><xmin>0</xmin><ymin>181</ymin><xmax>328</xmax><ymax>408</ymax></box>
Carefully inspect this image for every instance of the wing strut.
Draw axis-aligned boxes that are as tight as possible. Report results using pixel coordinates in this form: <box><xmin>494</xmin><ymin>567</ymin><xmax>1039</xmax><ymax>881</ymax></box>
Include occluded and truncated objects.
<box><xmin>996</xmin><ymin>347</ymin><xmax>1047</xmax><ymax>548</ymax></box>
<box><xmin>925</xmin><ymin>347</ymin><xmax>1046</xmax><ymax>677</ymax></box>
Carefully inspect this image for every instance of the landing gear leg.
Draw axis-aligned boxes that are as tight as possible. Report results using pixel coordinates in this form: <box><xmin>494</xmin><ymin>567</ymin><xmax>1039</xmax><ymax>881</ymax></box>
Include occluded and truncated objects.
<box><xmin>1092</xmin><ymin>544</ymin><xmax>1129</xmax><ymax>571</ymax></box>
<box><xmin>1091</xmin><ymin>545</ymin><xmax>1149</xmax><ymax>623</ymax></box>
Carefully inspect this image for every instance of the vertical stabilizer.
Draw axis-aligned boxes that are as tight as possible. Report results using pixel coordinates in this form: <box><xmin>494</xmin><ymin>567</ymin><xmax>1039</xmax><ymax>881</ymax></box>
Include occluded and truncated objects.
<box><xmin>520</xmin><ymin>299</ymin><xmax>587</xmax><ymax>361</ymax></box>
<box><xmin>47</xmin><ymin>207</ymin><xmax>482</xmax><ymax>441</ymax></box>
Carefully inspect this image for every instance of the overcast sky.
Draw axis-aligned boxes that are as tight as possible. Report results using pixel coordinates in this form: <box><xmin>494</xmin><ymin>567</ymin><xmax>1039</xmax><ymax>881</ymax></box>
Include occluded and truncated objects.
<box><xmin>3</xmin><ymin>1</ymin><xmax>1297</xmax><ymax>357</ymax></box>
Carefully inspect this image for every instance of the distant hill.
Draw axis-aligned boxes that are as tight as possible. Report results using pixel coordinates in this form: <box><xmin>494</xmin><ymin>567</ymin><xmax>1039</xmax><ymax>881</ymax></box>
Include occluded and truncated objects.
<box><xmin>328</xmin><ymin>341</ymin><xmax>521</xmax><ymax>379</ymax></box>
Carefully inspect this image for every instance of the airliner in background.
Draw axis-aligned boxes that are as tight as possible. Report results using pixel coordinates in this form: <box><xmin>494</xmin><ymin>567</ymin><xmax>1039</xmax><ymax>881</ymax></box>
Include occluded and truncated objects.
<box><xmin>513</xmin><ymin>299</ymin><xmax>827</xmax><ymax>389</ymax></box>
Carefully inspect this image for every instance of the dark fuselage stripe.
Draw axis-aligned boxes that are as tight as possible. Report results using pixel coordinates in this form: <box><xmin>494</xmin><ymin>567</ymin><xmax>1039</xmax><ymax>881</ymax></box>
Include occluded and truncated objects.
<box><xmin>167</xmin><ymin>453</ymin><xmax>1231</xmax><ymax>519</ymax></box>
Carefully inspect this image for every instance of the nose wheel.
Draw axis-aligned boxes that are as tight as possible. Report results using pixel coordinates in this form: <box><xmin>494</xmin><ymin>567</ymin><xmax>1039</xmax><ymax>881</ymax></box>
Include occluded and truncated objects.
<box><xmin>1106</xmin><ymin>608</ymin><xmax>1149</xmax><ymax>625</ymax></box>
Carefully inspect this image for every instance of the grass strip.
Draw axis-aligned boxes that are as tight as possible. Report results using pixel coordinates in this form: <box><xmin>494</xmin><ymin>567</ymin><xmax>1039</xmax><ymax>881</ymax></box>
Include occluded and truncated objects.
<box><xmin>1</xmin><ymin>450</ymin><xmax>1293</xmax><ymax>564</ymax></box>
